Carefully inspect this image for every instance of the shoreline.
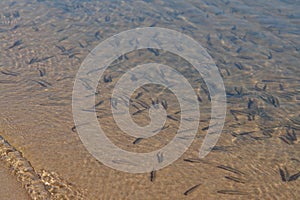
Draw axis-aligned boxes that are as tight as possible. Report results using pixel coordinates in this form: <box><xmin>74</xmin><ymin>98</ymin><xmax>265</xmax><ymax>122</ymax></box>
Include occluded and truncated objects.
<box><xmin>0</xmin><ymin>134</ymin><xmax>85</xmax><ymax>200</ymax></box>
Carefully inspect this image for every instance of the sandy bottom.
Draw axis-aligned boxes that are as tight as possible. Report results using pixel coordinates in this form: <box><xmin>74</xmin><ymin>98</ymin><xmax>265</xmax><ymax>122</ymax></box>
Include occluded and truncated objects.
<box><xmin>0</xmin><ymin>0</ymin><xmax>299</xmax><ymax>199</ymax></box>
<box><xmin>0</xmin><ymin>162</ymin><xmax>30</xmax><ymax>200</ymax></box>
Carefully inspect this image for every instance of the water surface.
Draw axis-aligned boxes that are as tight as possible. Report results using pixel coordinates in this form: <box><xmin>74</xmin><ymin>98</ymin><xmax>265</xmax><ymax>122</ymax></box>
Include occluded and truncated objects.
<box><xmin>0</xmin><ymin>0</ymin><xmax>299</xmax><ymax>199</ymax></box>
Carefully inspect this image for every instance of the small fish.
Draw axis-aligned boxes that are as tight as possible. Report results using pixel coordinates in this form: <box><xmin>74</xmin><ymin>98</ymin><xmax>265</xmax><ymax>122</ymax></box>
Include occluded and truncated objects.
<box><xmin>32</xmin><ymin>80</ymin><xmax>52</xmax><ymax>88</ymax></box>
<box><xmin>286</xmin><ymin>129</ymin><xmax>297</xmax><ymax>141</ymax></box>
<box><xmin>135</xmin><ymin>92</ymin><xmax>143</xmax><ymax>99</ymax></box>
<box><xmin>38</xmin><ymin>68</ymin><xmax>46</xmax><ymax>77</ymax></box>
<box><xmin>183</xmin><ymin>158</ymin><xmax>202</xmax><ymax>163</ymax></box>
<box><xmin>279</xmin><ymin>83</ymin><xmax>284</xmax><ymax>90</ymax></box>
<box><xmin>279</xmin><ymin>136</ymin><xmax>292</xmax><ymax>145</ymax></box>
<box><xmin>254</xmin><ymin>83</ymin><xmax>267</xmax><ymax>91</ymax></box>
<box><xmin>167</xmin><ymin>115</ymin><xmax>179</xmax><ymax>121</ymax></box>
<box><xmin>136</xmin><ymin>100</ymin><xmax>150</xmax><ymax>109</ymax></box>
<box><xmin>210</xmin><ymin>146</ymin><xmax>232</xmax><ymax>152</ymax></box>
<box><xmin>103</xmin><ymin>75</ymin><xmax>112</xmax><ymax>83</ymax></box>
<box><xmin>79</xmin><ymin>78</ymin><xmax>93</xmax><ymax>90</ymax></box>
<box><xmin>56</xmin><ymin>45</ymin><xmax>66</xmax><ymax>52</ymax></box>
<box><xmin>161</xmin><ymin>99</ymin><xmax>168</xmax><ymax>110</ymax></box>
<box><xmin>225</xmin><ymin>176</ymin><xmax>246</xmax><ymax>183</ymax></box>
<box><xmin>151</xmin><ymin>98</ymin><xmax>159</xmax><ymax>109</ymax></box>
<box><xmin>95</xmin><ymin>31</ymin><xmax>101</xmax><ymax>40</ymax></box>
<box><xmin>71</xmin><ymin>126</ymin><xmax>76</xmax><ymax>132</ymax></box>
<box><xmin>234</xmin><ymin>62</ymin><xmax>244</xmax><ymax>70</ymax></box>
<box><xmin>147</xmin><ymin>48</ymin><xmax>160</xmax><ymax>56</ymax></box>
<box><xmin>94</xmin><ymin>100</ymin><xmax>104</xmax><ymax>108</ymax></box>
<box><xmin>217</xmin><ymin>190</ymin><xmax>248</xmax><ymax>195</ymax></box>
<box><xmin>183</xmin><ymin>183</ymin><xmax>201</xmax><ymax>196</ymax></box>
<box><xmin>152</xmin><ymin>125</ymin><xmax>169</xmax><ymax>133</ymax></box>
<box><xmin>7</xmin><ymin>39</ymin><xmax>22</xmax><ymax>50</ymax></box>
<box><xmin>133</xmin><ymin>138</ymin><xmax>143</xmax><ymax>145</ymax></box>
<box><xmin>150</xmin><ymin>170</ymin><xmax>156</xmax><ymax>182</ymax></box>
<box><xmin>197</xmin><ymin>94</ymin><xmax>202</xmax><ymax>102</ymax></box>
<box><xmin>78</xmin><ymin>42</ymin><xmax>85</xmax><ymax>48</ymax></box>
<box><xmin>217</xmin><ymin>165</ymin><xmax>245</xmax><ymax>175</ymax></box>
<box><xmin>288</xmin><ymin>172</ymin><xmax>300</xmax><ymax>182</ymax></box>
<box><xmin>1</xmin><ymin>70</ymin><xmax>19</xmax><ymax>76</ymax></box>
<box><xmin>132</xmin><ymin>109</ymin><xmax>146</xmax><ymax>116</ymax></box>
<box><xmin>279</xmin><ymin>167</ymin><xmax>288</xmax><ymax>182</ymax></box>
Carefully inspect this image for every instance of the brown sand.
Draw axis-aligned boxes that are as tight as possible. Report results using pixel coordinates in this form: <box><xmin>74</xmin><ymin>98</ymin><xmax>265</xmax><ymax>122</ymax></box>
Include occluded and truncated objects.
<box><xmin>0</xmin><ymin>162</ymin><xmax>30</xmax><ymax>200</ymax></box>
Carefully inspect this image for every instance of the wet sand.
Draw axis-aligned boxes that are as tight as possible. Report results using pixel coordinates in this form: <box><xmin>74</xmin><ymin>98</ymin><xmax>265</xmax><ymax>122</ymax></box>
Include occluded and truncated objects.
<box><xmin>0</xmin><ymin>162</ymin><xmax>30</xmax><ymax>200</ymax></box>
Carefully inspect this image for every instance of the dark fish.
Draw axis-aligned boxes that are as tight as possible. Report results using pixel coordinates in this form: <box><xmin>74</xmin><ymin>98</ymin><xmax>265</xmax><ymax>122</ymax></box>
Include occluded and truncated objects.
<box><xmin>225</xmin><ymin>176</ymin><xmax>246</xmax><ymax>183</ymax></box>
<box><xmin>147</xmin><ymin>48</ymin><xmax>160</xmax><ymax>56</ymax></box>
<box><xmin>202</xmin><ymin>126</ymin><xmax>209</xmax><ymax>131</ymax></box>
<box><xmin>279</xmin><ymin>136</ymin><xmax>292</xmax><ymax>145</ymax></box>
<box><xmin>7</xmin><ymin>39</ymin><xmax>22</xmax><ymax>50</ymax></box>
<box><xmin>71</xmin><ymin>126</ymin><xmax>76</xmax><ymax>132</ymax></box>
<box><xmin>197</xmin><ymin>94</ymin><xmax>202</xmax><ymax>102</ymax></box>
<box><xmin>210</xmin><ymin>146</ymin><xmax>232</xmax><ymax>152</ymax></box>
<box><xmin>150</xmin><ymin>170</ymin><xmax>156</xmax><ymax>182</ymax></box>
<box><xmin>33</xmin><ymin>80</ymin><xmax>52</xmax><ymax>88</ymax></box>
<box><xmin>141</xmin><ymin>86</ymin><xmax>150</xmax><ymax>92</ymax></box>
<box><xmin>286</xmin><ymin>129</ymin><xmax>297</xmax><ymax>141</ymax></box>
<box><xmin>267</xmin><ymin>51</ymin><xmax>272</xmax><ymax>59</ymax></box>
<box><xmin>260</xmin><ymin>94</ymin><xmax>280</xmax><ymax>107</ymax></box>
<box><xmin>94</xmin><ymin>100</ymin><xmax>104</xmax><ymax>108</ymax></box>
<box><xmin>183</xmin><ymin>183</ymin><xmax>201</xmax><ymax>196</ymax></box>
<box><xmin>132</xmin><ymin>108</ymin><xmax>146</xmax><ymax>116</ymax></box>
<box><xmin>279</xmin><ymin>83</ymin><xmax>284</xmax><ymax>90</ymax></box>
<box><xmin>136</xmin><ymin>100</ymin><xmax>150</xmax><ymax>109</ymax></box>
<box><xmin>69</xmin><ymin>53</ymin><xmax>80</xmax><ymax>59</ymax></box>
<box><xmin>12</xmin><ymin>11</ymin><xmax>20</xmax><ymax>18</ymax></box>
<box><xmin>151</xmin><ymin>99</ymin><xmax>159</xmax><ymax>109</ymax></box>
<box><xmin>183</xmin><ymin>158</ymin><xmax>202</xmax><ymax>163</ymax></box>
<box><xmin>217</xmin><ymin>190</ymin><xmax>248</xmax><ymax>195</ymax></box>
<box><xmin>234</xmin><ymin>62</ymin><xmax>244</xmax><ymax>70</ymax></box>
<box><xmin>152</xmin><ymin>125</ymin><xmax>169</xmax><ymax>133</ymax></box>
<box><xmin>38</xmin><ymin>68</ymin><xmax>46</xmax><ymax>77</ymax></box>
<box><xmin>11</xmin><ymin>24</ymin><xmax>20</xmax><ymax>31</ymax></box>
<box><xmin>78</xmin><ymin>42</ymin><xmax>85</xmax><ymax>48</ymax></box>
<box><xmin>234</xmin><ymin>86</ymin><xmax>243</xmax><ymax>95</ymax></box>
<box><xmin>255</xmin><ymin>83</ymin><xmax>267</xmax><ymax>91</ymax></box>
<box><xmin>217</xmin><ymin>165</ymin><xmax>245</xmax><ymax>175</ymax></box>
<box><xmin>167</xmin><ymin>115</ymin><xmax>179</xmax><ymax>121</ymax></box>
<box><xmin>79</xmin><ymin>78</ymin><xmax>93</xmax><ymax>90</ymax></box>
<box><xmin>103</xmin><ymin>75</ymin><xmax>112</xmax><ymax>83</ymax></box>
<box><xmin>279</xmin><ymin>167</ymin><xmax>287</xmax><ymax>182</ymax></box>
<box><xmin>1</xmin><ymin>70</ymin><xmax>19</xmax><ymax>76</ymax></box>
<box><xmin>56</xmin><ymin>45</ymin><xmax>66</xmax><ymax>52</ymax></box>
<box><xmin>133</xmin><ymin>138</ymin><xmax>143</xmax><ymax>144</ymax></box>
<box><xmin>161</xmin><ymin>99</ymin><xmax>168</xmax><ymax>110</ymax></box>
<box><xmin>95</xmin><ymin>31</ymin><xmax>101</xmax><ymax>40</ymax></box>
<box><xmin>288</xmin><ymin>172</ymin><xmax>300</xmax><ymax>182</ymax></box>
<box><xmin>135</xmin><ymin>92</ymin><xmax>143</xmax><ymax>99</ymax></box>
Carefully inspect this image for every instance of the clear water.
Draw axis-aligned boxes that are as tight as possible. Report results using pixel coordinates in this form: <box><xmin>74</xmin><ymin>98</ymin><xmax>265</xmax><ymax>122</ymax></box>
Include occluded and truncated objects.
<box><xmin>0</xmin><ymin>0</ymin><xmax>299</xmax><ymax>199</ymax></box>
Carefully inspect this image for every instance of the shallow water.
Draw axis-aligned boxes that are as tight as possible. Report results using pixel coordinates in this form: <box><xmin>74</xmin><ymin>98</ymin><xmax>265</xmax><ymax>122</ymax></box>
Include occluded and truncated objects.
<box><xmin>0</xmin><ymin>0</ymin><xmax>299</xmax><ymax>199</ymax></box>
